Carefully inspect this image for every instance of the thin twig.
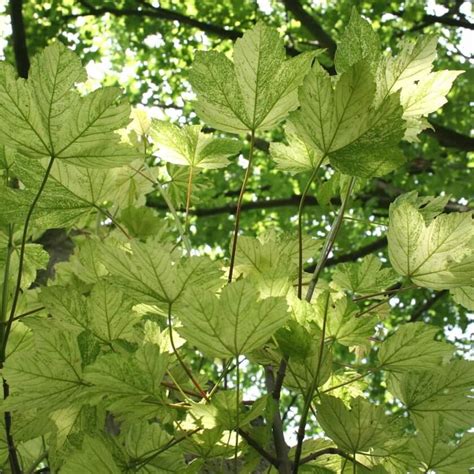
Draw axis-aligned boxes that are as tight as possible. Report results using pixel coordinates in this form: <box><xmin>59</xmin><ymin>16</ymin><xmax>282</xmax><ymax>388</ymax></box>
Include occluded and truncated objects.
<box><xmin>293</xmin><ymin>291</ymin><xmax>330</xmax><ymax>471</ymax></box>
<box><xmin>167</xmin><ymin>304</ymin><xmax>208</xmax><ymax>399</ymax></box>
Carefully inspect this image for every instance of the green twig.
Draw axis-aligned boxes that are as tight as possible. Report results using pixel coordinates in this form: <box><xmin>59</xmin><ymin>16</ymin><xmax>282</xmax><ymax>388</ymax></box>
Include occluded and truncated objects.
<box><xmin>305</xmin><ymin>177</ymin><xmax>355</xmax><ymax>302</ymax></box>
<box><xmin>297</xmin><ymin>156</ymin><xmax>325</xmax><ymax>298</ymax></box>
<box><xmin>228</xmin><ymin>130</ymin><xmax>256</xmax><ymax>283</ymax></box>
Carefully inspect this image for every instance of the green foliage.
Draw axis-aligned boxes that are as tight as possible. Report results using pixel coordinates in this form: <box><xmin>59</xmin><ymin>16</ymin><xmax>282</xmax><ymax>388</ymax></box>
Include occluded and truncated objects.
<box><xmin>0</xmin><ymin>7</ymin><xmax>472</xmax><ymax>474</ymax></box>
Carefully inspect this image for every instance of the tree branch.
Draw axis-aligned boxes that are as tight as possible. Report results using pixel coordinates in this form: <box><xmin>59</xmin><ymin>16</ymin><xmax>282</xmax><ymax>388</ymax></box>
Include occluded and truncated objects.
<box><xmin>9</xmin><ymin>0</ymin><xmax>29</xmax><ymax>78</ymax></box>
<box><xmin>427</xmin><ymin>121</ymin><xmax>474</xmax><ymax>152</ymax></box>
<box><xmin>264</xmin><ymin>365</ymin><xmax>291</xmax><ymax>473</ymax></box>
<box><xmin>409</xmin><ymin>290</ymin><xmax>448</xmax><ymax>322</ymax></box>
<box><xmin>69</xmin><ymin>0</ymin><xmax>301</xmax><ymax>56</ymax></box>
<box><xmin>281</xmin><ymin>0</ymin><xmax>337</xmax><ymax>57</ymax></box>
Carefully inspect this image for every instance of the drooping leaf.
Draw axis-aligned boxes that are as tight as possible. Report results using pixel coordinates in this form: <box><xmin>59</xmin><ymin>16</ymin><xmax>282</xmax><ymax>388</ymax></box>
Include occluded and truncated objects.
<box><xmin>388</xmin><ymin>196</ymin><xmax>474</xmax><ymax>290</ymax></box>
<box><xmin>0</xmin><ymin>42</ymin><xmax>139</xmax><ymax>167</ymax></box>
<box><xmin>189</xmin><ymin>22</ymin><xmax>315</xmax><ymax>133</ymax></box>
<box><xmin>332</xmin><ymin>255</ymin><xmax>398</xmax><ymax>295</ymax></box>
<box><xmin>151</xmin><ymin>121</ymin><xmax>241</xmax><ymax>169</ymax></box>
<box><xmin>175</xmin><ymin>279</ymin><xmax>289</xmax><ymax>358</ymax></box>
<box><xmin>378</xmin><ymin>322</ymin><xmax>454</xmax><ymax>372</ymax></box>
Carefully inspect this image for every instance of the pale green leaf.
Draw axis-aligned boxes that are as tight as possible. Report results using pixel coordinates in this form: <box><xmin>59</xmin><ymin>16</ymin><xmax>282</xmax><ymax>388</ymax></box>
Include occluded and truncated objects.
<box><xmin>411</xmin><ymin>414</ymin><xmax>474</xmax><ymax>473</ymax></box>
<box><xmin>175</xmin><ymin>279</ymin><xmax>289</xmax><ymax>357</ymax></box>
<box><xmin>0</xmin><ymin>42</ymin><xmax>138</xmax><ymax>167</ymax></box>
<box><xmin>122</xmin><ymin>421</ymin><xmax>185</xmax><ymax>472</ymax></box>
<box><xmin>375</xmin><ymin>36</ymin><xmax>438</xmax><ymax>103</ymax></box>
<box><xmin>387</xmin><ymin>360</ymin><xmax>474</xmax><ymax>431</ymax></box>
<box><xmin>88</xmin><ymin>281</ymin><xmax>138</xmax><ymax>343</ymax></box>
<box><xmin>235</xmin><ymin>231</ymin><xmax>321</xmax><ymax>279</ymax></box>
<box><xmin>388</xmin><ymin>197</ymin><xmax>474</xmax><ymax>289</ymax></box>
<box><xmin>310</xmin><ymin>293</ymin><xmax>376</xmax><ymax>347</ymax></box>
<box><xmin>317</xmin><ymin>395</ymin><xmax>394</xmax><ymax>453</ymax></box>
<box><xmin>0</xmin><ymin>158</ymin><xmax>92</xmax><ymax>228</ymax></box>
<box><xmin>401</xmin><ymin>70</ymin><xmax>463</xmax><ymax>140</ymax></box>
<box><xmin>270</xmin><ymin>123</ymin><xmax>323</xmax><ymax>174</ymax></box>
<box><xmin>375</xmin><ymin>35</ymin><xmax>462</xmax><ymax>140</ymax></box>
<box><xmin>392</xmin><ymin>191</ymin><xmax>450</xmax><ymax>223</ymax></box>
<box><xmin>61</xmin><ymin>436</ymin><xmax>121</xmax><ymax>474</ymax></box>
<box><xmin>332</xmin><ymin>255</ymin><xmax>398</xmax><ymax>295</ymax></box>
<box><xmin>378</xmin><ymin>322</ymin><xmax>454</xmax><ymax>372</ymax></box>
<box><xmin>41</xmin><ymin>282</ymin><xmax>139</xmax><ymax>346</ymax></box>
<box><xmin>151</xmin><ymin>121</ymin><xmax>241</xmax><ymax>169</ymax></box>
<box><xmin>189</xmin><ymin>22</ymin><xmax>314</xmax><ymax>133</ymax></box>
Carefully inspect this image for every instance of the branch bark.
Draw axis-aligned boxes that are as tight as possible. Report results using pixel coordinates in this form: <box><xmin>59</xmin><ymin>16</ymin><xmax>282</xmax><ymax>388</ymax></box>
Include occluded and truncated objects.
<box><xmin>9</xmin><ymin>0</ymin><xmax>29</xmax><ymax>78</ymax></box>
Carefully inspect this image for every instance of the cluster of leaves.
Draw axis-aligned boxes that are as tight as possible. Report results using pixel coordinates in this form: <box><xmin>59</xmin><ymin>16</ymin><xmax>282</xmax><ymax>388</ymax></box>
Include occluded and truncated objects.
<box><xmin>0</xmin><ymin>10</ymin><xmax>472</xmax><ymax>474</ymax></box>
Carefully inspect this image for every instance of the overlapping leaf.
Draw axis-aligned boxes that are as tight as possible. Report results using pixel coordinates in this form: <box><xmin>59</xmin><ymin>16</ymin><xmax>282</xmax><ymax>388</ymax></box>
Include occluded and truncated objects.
<box><xmin>151</xmin><ymin>121</ymin><xmax>241</xmax><ymax>169</ymax></box>
<box><xmin>332</xmin><ymin>255</ymin><xmax>398</xmax><ymax>295</ymax></box>
<box><xmin>410</xmin><ymin>414</ymin><xmax>474</xmax><ymax>473</ymax></box>
<box><xmin>100</xmin><ymin>240</ymin><xmax>223</xmax><ymax>304</ymax></box>
<box><xmin>387</xmin><ymin>359</ymin><xmax>474</xmax><ymax>431</ymax></box>
<box><xmin>2</xmin><ymin>319</ymin><xmax>86</xmax><ymax>413</ymax></box>
<box><xmin>317</xmin><ymin>395</ymin><xmax>395</xmax><ymax>453</ymax></box>
<box><xmin>175</xmin><ymin>279</ymin><xmax>289</xmax><ymax>357</ymax></box>
<box><xmin>378</xmin><ymin>322</ymin><xmax>454</xmax><ymax>372</ymax></box>
<box><xmin>0</xmin><ymin>42</ymin><xmax>139</xmax><ymax>167</ymax></box>
<box><xmin>41</xmin><ymin>281</ymin><xmax>138</xmax><ymax>344</ymax></box>
<box><xmin>269</xmin><ymin>123</ymin><xmax>323</xmax><ymax>174</ymax></box>
<box><xmin>189</xmin><ymin>22</ymin><xmax>315</xmax><ymax>133</ymax></box>
<box><xmin>84</xmin><ymin>343</ymin><xmax>169</xmax><ymax>419</ymax></box>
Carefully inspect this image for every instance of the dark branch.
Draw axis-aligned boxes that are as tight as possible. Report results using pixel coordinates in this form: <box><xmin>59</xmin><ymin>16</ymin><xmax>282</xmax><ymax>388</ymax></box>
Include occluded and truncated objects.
<box><xmin>427</xmin><ymin>121</ymin><xmax>474</xmax><ymax>152</ymax></box>
<box><xmin>9</xmin><ymin>0</ymin><xmax>29</xmax><ymax>78</ymax></box>
<box><xmin>281</xmin><ymin>0</ymin><xmax>337</xmax><ymax>57</ymax></box>
<box><xmin>409</xmin><ymin>290</ymin><xmax>448</xmax><ymax>322</ymax></box>
<box><xmin>69</xmin><ymin>0</ymin><xmax>301</xmax><ymax>56</ymax></box>
<box><xmin>418</xmin><ymin>13</ymin><xmax>474</xmax><ymax>30</ymax></box>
